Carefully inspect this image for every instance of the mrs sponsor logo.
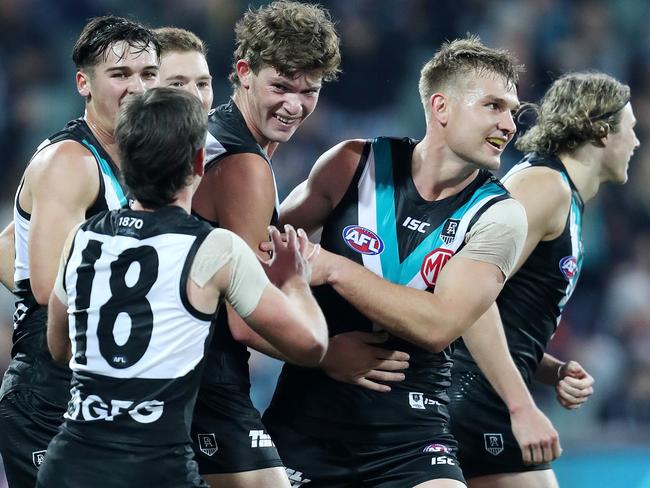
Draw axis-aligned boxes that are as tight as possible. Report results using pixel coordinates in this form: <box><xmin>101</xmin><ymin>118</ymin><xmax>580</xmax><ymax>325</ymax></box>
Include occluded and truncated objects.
<box><xmin>420</xmin><ymin>248</ymin><xmax>454</xmax><ymax>287</ymax></box>
<box><xmin>342</xmin><ymin>225</ymin><xmax>384</xmax><ymax>255</ymax></box>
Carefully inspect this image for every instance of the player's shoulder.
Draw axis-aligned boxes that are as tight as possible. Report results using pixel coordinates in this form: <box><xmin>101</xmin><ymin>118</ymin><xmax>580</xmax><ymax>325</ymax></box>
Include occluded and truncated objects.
<box><xmin>26</xmin><ymin>138</ymin><xmax>98</xmax><ymax>183</ymax></box>
<box><xmin>315</xmin><ymin>138</ymin><xmax>367</xmax><ymax>172</ymax></box>
<box><xmin>505</xmin><ymin>164</ymin><xmax>572</xmax><ymax>219</ymax></box>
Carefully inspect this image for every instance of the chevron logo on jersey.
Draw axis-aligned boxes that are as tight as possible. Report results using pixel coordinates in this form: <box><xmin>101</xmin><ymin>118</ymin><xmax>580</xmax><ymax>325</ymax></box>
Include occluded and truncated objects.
<box><xmin>559</xmin><ymin>255</ymin><xmax>578</xmax><ymax>280</ymax></box>
<box><xmin>420</xmin><ymin>248</ymin><xmax>454</xmax><ymax>287</ymax></box>
<box><xmin>342</xmin><ymin>225</ymin><xmax>384</xmax><ymax>255</ymax></box>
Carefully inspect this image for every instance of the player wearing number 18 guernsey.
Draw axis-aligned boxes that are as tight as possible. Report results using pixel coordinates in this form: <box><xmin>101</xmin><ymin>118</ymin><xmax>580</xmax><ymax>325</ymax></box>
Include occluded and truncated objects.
<box><xmin>37</xmin><ymin>89</ymin><xmax>328</xmax><ymax>487</ymax></box>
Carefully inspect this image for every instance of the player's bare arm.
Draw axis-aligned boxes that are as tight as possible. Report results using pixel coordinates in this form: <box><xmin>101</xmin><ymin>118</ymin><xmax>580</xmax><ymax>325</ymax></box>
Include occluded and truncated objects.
<box><xmin>280</xmin><ymin>139</ymin><xmax>366</xmax><ymax>234</ymax></box>
<box><xmin>281</xmin><ymin>139</ymin><xmax>411</xmax><ymax>391</ymax></box>
<box><xmin>197</xmin><ymin>152</ymin><xmax>293</xmax><ymax>359</ymax></box>
<box><xmin>504</xmin><ymin>166</ymin><xmax>572</xmax><ymax>274</ymax></box>
<box><xmin>22</xmin><ymin>141</ymin><xmax>100</xmax><ymax>304</ymax></box>
<box><xmin>0</xmin><ymin>221</ymin><xmax>15</xmax><ymax>290</ymax></box>
<box><xmin>46</xmin><ymin>223</ymin><xmax>80</xmax><ymax>364</ymax></box>
<box><xmin>320</xmin><ymin>251</ymin><xmax>507</xmax><ymax>352</ymax></box>
<box><xmin>188</xmin><ymin>226</ymin><xmax>328</xmax><ymax>367</ymax></box>
<box><xmin>462</xmin><ymin>304</ymin><xmax>561</xmax><ymax>465</ymax></box>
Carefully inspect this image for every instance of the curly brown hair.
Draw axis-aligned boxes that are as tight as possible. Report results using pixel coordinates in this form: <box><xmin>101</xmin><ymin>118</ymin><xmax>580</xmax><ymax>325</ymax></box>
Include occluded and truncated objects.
<box><xmin>419</xmin><ymin>35</ymin><xmax>522</xmax><ymax>111</ymax></box>
<box><xmin>229</xmin><ymin>0</ymin><xmax>340</xmax><ymax>87</ymax></box>
<box><xmin>516</xmin><ymin>72</ymin><xmax>630</xmax><ymax>156</ymax></box>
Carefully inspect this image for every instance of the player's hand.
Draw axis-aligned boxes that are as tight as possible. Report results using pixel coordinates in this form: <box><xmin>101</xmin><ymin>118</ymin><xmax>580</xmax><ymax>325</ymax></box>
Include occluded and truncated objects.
<box><xmin>260</xmin><ymin>232</ymin><xmax>333</xmax><ymax>286</ymax></box>
<box><xmin>556</xmin><ymin>360</ymin><xmax>594</xmax><ymax>409</ymax></box>
<box><xmin>320</xmin><ymin>331</ymin><xmax>410</xmax><ymax>392</ymax></box>
<box><xmin>260</xmin><ymin>225</ymin><xmax>319</xmax><ymax>288</ymax></box>
<box><xmin>510</xmin><ymin>404</ymin><xmax>562</xmax><ymax>465</ymax></box>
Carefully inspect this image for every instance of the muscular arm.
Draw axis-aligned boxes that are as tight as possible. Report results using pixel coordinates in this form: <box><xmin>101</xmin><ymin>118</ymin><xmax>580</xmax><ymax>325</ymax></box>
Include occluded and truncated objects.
<box><xmin>23</xmin><ymin>141</ymin><xmax>99</xmax><ymax>304</ymax></box>
<box><xmin>280</xmin><ymin>140</ymin><xmax>365</xmax><ymax>235</ymax></box>
<box><xmin>0</xmin><ymin>221</ymin><xmax>15</xmax><ymax>291</ymax></box>
<box><xmin>463</xmin><ymin>305</ymin><xmax>560</xmax><ymax>463</ymax></box>
<box><xmin>188</xmin><ymin>228</ymin><xmax>328</xmax><ymax>366</ymax></box>
<box><xmin>47</xmin><ymin>225</ymin><xmax>80</xmax><ymax>364</ymax></box>
<box><xmin>322</xmin><ymin>252</ymin><xmax>506</xmax><ymax>352</ymax></box>
<box><xmin>193</xmin><ymin>153</ymin><xmax>295</xmax><ymax>359</ymax></box>
<box><xmin>458</xmin><ymin>166</ymin><xmax>572</xmax><ymax>461</ymax></box>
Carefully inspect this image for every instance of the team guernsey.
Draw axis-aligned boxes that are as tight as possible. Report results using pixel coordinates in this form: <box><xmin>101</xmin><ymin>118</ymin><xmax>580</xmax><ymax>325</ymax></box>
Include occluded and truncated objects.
<box><xmin>449</xmin><ymin>153</ymin><xmax>584</xmax><ymax>477</ymax></box>
<box><xmin>0</xmin><ymin>118</ymin><xmax>127</xmax><ymax>487</ymax></box>
<box><xmin>264</xmin><ymin>137</ymin><xmax>513</xmax><ymax>486</ymax></box>
<box><xmin>191</xmin><ymin>99</ymin><xmax>283</xmax><ymax>474</ymax></box>
<box><xmin>37</xmin><ymin>206</ymin><xmax>216</xmax><ymax>487</ymax></box>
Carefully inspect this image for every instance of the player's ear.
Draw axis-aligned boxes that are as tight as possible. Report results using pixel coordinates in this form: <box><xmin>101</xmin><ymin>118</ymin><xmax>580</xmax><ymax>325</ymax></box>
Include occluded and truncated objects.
<box><xmin>430</xmin><ymin>93</ymin><xmax>449</xmax><ymax>126</ymax></box>
<box><xmin>77</xmin><ymin>70</ymin><xmax>91</xmax><ymax>98</ymax></box>
<box><xmin>236</xmin><ymin>60</ymin><xmax>252</xmax><ymax>89</ymax></box>
<box><xmin>194</xmin><ymin>147</ymin><xmax>205</xmax><ymax>177</ymax></box>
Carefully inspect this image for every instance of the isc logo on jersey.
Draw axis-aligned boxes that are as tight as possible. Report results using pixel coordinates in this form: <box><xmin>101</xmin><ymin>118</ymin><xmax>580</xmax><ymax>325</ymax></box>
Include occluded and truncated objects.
<box><xmin>342</xmin><ymin>225</ymin><xmax>384</xmax><ymax>255</ymax></box>
<box><xmin>559</xmin><ymin>256</ymin><xmax>578</xmax><ymax>280</ymax></box>
<box><xmin>420</xmin><ymin>248</ymin><xmax>454</xmax><ymax>287</ymax></box>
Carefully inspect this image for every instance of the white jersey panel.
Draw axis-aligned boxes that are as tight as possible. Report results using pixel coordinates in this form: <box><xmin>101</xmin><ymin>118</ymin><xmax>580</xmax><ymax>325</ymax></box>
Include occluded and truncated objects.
<box><xmin>65</xmin><ymin>229</ymin><xmax>211</xmax><ymax>380</ymax></box>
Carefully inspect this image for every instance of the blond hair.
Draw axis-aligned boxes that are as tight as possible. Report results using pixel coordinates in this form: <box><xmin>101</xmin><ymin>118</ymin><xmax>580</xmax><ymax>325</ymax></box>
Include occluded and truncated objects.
<box><xmin>516</xmin><ymin>72</ymin><xmax>630</xmax><ymax>155</ymax></box>
<box><xmin>419</xmin><ymin>35</ymin><xmax>522</xmax><ymax>110</ymax></box>
<box><xmin>155</xmin><ymin>27</ymin><xmax>206</xmax><ymax>57</ymax></box>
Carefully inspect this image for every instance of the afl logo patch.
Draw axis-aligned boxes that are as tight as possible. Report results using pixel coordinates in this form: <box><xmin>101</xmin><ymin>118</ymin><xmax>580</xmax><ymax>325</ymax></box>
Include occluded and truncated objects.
<box><xmin>342</xmin><ymin>225</ymin><xmax>384</xmax><ymax>255</ymax></box>
<box><xmin>559</xmin><ymin>256</ymin><xmax>578</xmax><ymax>280</ymax></box>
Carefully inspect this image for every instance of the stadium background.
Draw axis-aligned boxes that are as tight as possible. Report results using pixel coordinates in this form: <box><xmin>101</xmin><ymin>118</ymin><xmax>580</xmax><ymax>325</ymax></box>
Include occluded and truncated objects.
<box><xmin>0</xmin><ymin>0</ymin><xmax>648</xmax><ymax>486</ymax></box>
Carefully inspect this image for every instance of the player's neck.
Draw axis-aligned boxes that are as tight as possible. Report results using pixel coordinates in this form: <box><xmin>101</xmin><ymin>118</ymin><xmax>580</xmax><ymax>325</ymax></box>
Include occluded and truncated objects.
<box><xmin>131</xmin><ymin>193</ymin><xmax>192</xmax><ymax>214</ymax></box>
<box><xmin>559</xmin><ymin>147</ymin><xmax>602</xmax><ymax>203</ymax></box>
<box><xmin>84</xmin><ymin>109</ymin><xmax>120</xmax><ymax>166</ymax></box>
<box><xmin>411</xmin><ymin>137</ymin><xmax>479</xmax><ymax>201</ymax></box>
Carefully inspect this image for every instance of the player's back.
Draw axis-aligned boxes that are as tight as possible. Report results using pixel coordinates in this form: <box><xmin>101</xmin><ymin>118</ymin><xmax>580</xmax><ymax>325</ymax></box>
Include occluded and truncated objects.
<box><xmin>37</xmin><ymin>206</ymin><xmax>214</xmax><ymax>488</ymax></box>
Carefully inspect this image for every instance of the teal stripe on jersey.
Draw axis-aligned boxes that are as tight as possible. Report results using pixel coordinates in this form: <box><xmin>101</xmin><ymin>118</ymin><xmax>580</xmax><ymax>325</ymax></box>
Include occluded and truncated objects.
<box><xmin>559</xmin><ymin>172</ymin><xmax>584</xmax><ymax>311</ymax></box>
<box><xmin>372</xmin><ymin>138</ymin><xmax>507</xmax><ymax>285</ymax></box>
<box><xmin>82</xmin><ymin>139</ymin><xmax>127</xmax><ymax>207</ymax></box>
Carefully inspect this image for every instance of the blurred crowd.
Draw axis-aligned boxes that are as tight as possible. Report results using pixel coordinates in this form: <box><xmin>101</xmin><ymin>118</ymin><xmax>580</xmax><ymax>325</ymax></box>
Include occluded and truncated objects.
<box><xmin>0</xmin><ymin>0</ymin><xmax>648</xmax><ymax>467</ymax></box>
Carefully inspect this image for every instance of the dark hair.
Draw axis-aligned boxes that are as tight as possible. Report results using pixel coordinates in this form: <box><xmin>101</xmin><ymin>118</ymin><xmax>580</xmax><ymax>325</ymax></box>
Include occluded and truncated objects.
<box><xmin>419</xmin><ymin>35</ymin><xmax>522</xmax><ymax>111</ymax></box>
<box><xmin>115</xmin><ymin>88</ymin><xmax>207</xmax><ymax>207</ymax></box>
<box><xmin>229</xmin><ymin>0</ymin><xmax>341</xmax><ymax>87</ymax></box>
<box><xmin>72</xmin><ymin>15</ymin><xmax>160</xmax><ymax>70</ymax></box>
<box><xmin>155</xmin><ymin>27</ymin><xmax>207</xmax><ymax>57</ymax></box>
<box><xmin>516</xmin><ymin>72</ymin><xmax>630</xmax><ymax>155</ymax></box>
